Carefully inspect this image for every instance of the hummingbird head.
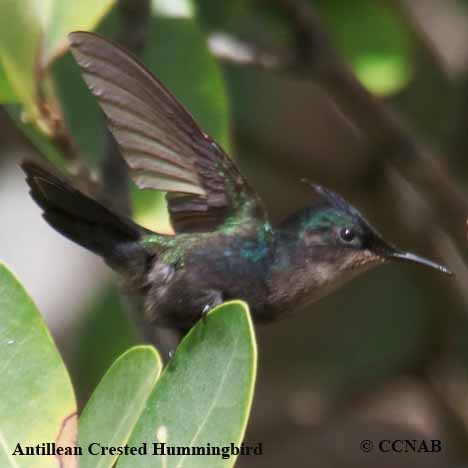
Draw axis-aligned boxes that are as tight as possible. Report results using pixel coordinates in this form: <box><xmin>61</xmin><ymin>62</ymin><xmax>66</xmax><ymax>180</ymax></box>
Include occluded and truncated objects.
<box><xmin>278</xmin><ymin>182</ymin><xmax>451</xmax><ymax>298</ymax></box>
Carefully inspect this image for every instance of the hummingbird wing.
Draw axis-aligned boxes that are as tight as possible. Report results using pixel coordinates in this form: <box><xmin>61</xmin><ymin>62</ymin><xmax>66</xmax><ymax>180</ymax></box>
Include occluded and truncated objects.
<box><xmin>68</xmin><ymin>31</ymin><xmax>267</xmax><ymax>233</ymax></box>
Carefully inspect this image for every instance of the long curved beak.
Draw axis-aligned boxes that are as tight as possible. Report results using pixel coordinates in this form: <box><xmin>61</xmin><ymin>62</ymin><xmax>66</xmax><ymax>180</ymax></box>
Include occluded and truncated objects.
<box><xmin>389</xmin><ymin>251</ymin><xmax>452</xmax><ymax>275</ymax></box>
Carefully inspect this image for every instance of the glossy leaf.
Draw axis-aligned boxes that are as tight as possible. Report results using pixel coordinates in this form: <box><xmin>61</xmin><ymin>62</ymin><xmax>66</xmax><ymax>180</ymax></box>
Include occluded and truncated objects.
<box><xmin>0</xmin><ymin>263</ymin><xmax>77</xmax><ymax>468</ymax></box>
<box><xmin>79</xmin><ymin>346</ymin><xmax>163</xmax><ymax>468</ymax></box>
<box><xmin>117</xmin><ymin>301</ymin><xmax>257</xmax><ymax>468</ymax></box>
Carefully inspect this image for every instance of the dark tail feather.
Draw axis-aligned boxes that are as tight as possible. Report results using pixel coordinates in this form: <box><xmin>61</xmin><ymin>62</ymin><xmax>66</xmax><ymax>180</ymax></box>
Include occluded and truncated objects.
<box><xmin>22</xmin><ymin>161</ymin><xmax>151</xmax><ymax>269</ymax></box>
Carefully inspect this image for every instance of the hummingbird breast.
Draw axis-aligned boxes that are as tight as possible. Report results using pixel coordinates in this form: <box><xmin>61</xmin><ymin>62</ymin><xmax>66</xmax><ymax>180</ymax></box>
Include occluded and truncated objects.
<box><xmin>143</xmin><ymin>231</ymin><xmax>276</xmax><ymax>328</ymax></box>
<box><xmin>266</xmin><ymin>243</ymin><xmax>382</xmax><ymax>317</ymax></box>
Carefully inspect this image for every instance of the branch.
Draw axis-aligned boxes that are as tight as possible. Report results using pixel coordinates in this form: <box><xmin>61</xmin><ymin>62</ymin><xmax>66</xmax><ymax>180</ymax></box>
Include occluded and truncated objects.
<box><xmin>273</xmin><ymin>0</ymin><xmax>468</xmax><ymax>444</ymax></box>
<box><xmin>116</xmin><ymin>0</ymin><xmax>151</xmax><ymax>55</ymax></box>
<box><xmin>210</xmin><ymin>1</ymin><xmax>468</xmax><ymax>279</ymax></box>
<box><xmin>266</xmin><ymin>0</ymin><xmax>468</xmax><ymax>254</ymax></box>
<box><xmin>390</xmin><ymin>0</ymin><xmax>468</xmax><ymax>79</ymax></box>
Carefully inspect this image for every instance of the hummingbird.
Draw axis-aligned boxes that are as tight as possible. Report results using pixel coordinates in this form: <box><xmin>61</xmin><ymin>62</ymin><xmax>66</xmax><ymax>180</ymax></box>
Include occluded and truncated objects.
<box><xmin>23</xmin><ymin>31</ymin><xmax>451</xmax><ymax>334</ymax></box>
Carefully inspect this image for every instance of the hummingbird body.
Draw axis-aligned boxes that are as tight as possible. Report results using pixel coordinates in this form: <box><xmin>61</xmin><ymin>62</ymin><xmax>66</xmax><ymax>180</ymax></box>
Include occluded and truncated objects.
<box><xmin>23</xmin><ymin>32</ymin><xmax>450</xmax><ymax>334</ymax></box>
<box><xmin>142</xmin><ymin>225</ymin><xmax>276</xmax><ymax>328</ymax></box>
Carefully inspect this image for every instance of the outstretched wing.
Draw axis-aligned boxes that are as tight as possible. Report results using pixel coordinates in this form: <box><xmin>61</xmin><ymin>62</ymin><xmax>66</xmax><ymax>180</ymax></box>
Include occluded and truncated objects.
<box><xmin>68</xmin><ymin>31</ymin><xmax>267</xmax><ymax>233</ymax></box>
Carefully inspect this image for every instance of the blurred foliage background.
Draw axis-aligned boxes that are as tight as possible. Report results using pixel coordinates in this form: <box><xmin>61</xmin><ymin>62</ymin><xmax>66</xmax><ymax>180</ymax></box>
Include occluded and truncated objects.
<box><xmin>2</xmin><ymin>0</ymin><xmax>468</xmax><ymax>466</ymax></box>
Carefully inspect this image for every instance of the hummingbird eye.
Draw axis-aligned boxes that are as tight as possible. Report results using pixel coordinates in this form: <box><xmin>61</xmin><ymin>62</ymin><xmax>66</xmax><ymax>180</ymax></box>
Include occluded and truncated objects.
<box><xmin>339</xmin><ymin>227</ymin><xmax>357</xmax><ymax>244</ymax></box>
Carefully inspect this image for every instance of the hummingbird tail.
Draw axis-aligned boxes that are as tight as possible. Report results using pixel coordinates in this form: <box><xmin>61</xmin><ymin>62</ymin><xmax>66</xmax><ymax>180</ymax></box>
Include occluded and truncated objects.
<box><xmin>22</xmin><ymin>161</ymin><xmax>151</xmax><ymax>270</ymax></box>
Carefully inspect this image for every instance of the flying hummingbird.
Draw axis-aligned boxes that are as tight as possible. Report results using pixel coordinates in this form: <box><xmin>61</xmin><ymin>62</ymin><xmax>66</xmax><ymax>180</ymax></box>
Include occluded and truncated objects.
<box><xmin>23</xmin><ymin>32</ymin><xmax>451</xmax><ymax>333</ymax></box>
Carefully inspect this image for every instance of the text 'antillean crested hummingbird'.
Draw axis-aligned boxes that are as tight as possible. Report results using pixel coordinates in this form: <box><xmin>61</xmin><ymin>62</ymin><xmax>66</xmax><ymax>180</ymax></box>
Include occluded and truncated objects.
<box><xmin>23</xmin><ymin>32</ymin><xmax>451</xmax><ymax>334</ymax></box>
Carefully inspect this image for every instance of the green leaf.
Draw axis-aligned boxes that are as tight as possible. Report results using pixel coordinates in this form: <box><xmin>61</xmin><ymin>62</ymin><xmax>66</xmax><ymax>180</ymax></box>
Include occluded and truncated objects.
<box><xmin>0</xmin><ymin>1</ymin><xmax>42</xmax><ymax>118</ymax></box>
<box><xmin>117</xmin><ymin>301</ymin><xmax>257</xmax><ymax>468</ymax></box>
<box><xmin>41</xmin><ymin>0</ymin><xmax>116</xmax><ymax>63</ymax></box>
<box><xmin>0</xmin><ymin>0</ymin><xmax>115</xmax><ymax>123</ymax></box>
<box><xmin>0</xmin><ymin>64</ymin><xmax>17</xmax><ymax>102</ymax></box>
<box><xmin>314</xmin><ymin>0</ymin><xmax>413</xmax><ymax>95</ymax></box>
<box><xmin>79</xmin><ymin>346</ymin><xmax>163</xmax><ymax>468</ymax></box>
<box><xmin>0</xmin><ymin>263</ymin><xmax>76</xmax><ymax>467</ymax></box>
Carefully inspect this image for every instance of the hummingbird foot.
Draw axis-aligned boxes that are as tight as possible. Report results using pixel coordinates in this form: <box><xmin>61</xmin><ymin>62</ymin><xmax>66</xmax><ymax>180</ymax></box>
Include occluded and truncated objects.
<box><xmin>201</xmin><ymin>304</ymin><xmax>211</xmax><ymax>323</ymax></box>
<box><xmin>199</xmin><ymin>289</ymin><xmax>223</xmax><ymax>324</ymax></box>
